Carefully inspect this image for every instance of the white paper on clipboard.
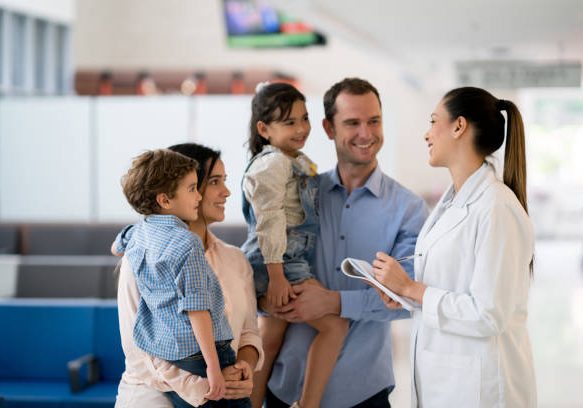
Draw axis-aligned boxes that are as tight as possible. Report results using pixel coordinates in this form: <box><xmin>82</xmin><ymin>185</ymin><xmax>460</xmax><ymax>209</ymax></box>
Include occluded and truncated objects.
<box><xmin>340</xmin><ymin>257</ymin><xmax>420</xmax><ymax>311</ymax></box>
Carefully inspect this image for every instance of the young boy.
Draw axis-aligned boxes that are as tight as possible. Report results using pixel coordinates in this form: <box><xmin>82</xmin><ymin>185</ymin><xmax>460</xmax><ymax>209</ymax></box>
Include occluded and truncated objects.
<box><xmin>114</xmin><ymin>149</ymin><xmax>234</xmax><ymax>406</ymax></box>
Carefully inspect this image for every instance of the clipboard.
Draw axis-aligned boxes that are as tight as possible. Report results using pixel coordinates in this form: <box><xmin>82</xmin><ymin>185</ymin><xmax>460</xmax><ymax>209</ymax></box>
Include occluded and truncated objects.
<box><xmin>341</xmin><ymin>257</ymin><xmax>420</xmax><ymax>311</ymax></box>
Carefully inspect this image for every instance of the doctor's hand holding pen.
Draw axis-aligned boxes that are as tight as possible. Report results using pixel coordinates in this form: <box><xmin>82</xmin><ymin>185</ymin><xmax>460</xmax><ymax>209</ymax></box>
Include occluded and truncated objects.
<box><xmin>372</xmin><ymin>252</ymin><xmax>427</xmax><ymax>307</ymax></box>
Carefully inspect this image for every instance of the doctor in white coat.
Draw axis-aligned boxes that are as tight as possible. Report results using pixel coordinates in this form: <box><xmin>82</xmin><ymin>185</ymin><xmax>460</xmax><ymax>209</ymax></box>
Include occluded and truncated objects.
<box><xmin>373</xmin><ymin>87</ymin><xmax>536</xmax><ymax>407</ymax></box>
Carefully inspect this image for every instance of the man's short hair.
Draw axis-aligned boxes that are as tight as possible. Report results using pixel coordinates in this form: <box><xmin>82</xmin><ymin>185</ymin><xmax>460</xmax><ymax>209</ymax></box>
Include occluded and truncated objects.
<box><xmin>121</xmin><ymin>149</ymin><xmax>198</xmax><ymax>215</ymax></box>
<box><xmin>323</xmin><ymin>77</ymin><xmax>382</xmax><ymax>122</ymax></box>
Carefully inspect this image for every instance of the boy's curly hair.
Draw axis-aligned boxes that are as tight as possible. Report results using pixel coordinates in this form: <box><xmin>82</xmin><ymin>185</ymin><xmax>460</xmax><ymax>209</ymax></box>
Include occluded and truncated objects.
<box><xmin>121</xmin><ymin>149</ymin><xmax>198</xmax><ymax>215</ymax></box>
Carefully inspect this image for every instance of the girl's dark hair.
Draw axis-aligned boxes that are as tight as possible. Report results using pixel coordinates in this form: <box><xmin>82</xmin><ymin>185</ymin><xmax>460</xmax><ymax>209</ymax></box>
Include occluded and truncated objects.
<box><xmin>248</xmin><ymin>82</ymin><xmax>306</xmax><ymax>157</ymax></box>
<box><xmin>443</xmin><ymin>87</ymin><xmax>528</xmax><ymax>214</ymax></box>
<box><xmin>168</xmin><ymin>143</ymin><xmax>221</xmax><ymax>190</ymax></box>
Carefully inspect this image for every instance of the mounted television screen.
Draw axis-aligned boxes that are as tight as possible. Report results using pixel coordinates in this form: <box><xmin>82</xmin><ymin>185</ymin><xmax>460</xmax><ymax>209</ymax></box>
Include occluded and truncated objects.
<box><xmin>223</xmin><ymin>0</ymin><xmax>326</xmax><ymax>48</ymax></box>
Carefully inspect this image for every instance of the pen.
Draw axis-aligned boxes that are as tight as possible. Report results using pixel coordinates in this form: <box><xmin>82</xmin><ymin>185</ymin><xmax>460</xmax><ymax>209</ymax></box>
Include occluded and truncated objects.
<box><xmin>395</xmin><ymin>253</ymin><xmax>422</xmax><ymax>263</ymax></box>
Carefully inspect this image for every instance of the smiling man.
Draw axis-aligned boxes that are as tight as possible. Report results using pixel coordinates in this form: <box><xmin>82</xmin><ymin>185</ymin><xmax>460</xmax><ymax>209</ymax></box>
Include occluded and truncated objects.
<box><xmin>263</xmin><ymin>78</ymin><xmax>429</xmax><ymax>407</ymax></box>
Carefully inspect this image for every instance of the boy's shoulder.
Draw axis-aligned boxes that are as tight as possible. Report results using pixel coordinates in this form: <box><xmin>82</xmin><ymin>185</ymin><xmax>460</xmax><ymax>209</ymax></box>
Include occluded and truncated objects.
<box><xmin>132</xmin><ymin>219</ymin><xmax>200</xmax><ymax>255</ymax></box>
<box><xmin>159</xmin><ymin>224</ymin><xmax>200</xmax><ymax>253</ymax></box>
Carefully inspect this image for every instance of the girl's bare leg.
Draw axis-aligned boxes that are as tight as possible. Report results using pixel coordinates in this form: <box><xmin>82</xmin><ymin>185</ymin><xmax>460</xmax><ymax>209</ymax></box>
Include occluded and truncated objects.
<box><xmin>299</xmin><ymin>281</ymin><xmax>349</xmax><ymax>408</ymax></box>
<box><xmin>250</xmin><ymin>315</ymin><xmax>288</xmax><ymax>408</ymax></box>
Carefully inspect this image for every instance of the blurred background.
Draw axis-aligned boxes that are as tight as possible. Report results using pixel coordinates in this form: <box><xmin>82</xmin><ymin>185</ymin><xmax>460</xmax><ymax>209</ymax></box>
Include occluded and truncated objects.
<box><xmin>0</xmin><ymin>0</ymin><xmax>581</xmax><ymax>407</ymax></box>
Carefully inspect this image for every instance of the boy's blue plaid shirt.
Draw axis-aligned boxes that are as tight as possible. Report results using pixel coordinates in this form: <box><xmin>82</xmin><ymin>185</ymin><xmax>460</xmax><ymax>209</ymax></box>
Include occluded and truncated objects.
<box><xmin>115</xmin><ymin>214</ymin><xmax>232</xmax><ymax>360</ymax></box>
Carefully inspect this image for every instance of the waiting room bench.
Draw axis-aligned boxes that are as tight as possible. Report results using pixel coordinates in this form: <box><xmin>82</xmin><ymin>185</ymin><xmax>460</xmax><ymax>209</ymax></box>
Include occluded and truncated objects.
<box><xmin>0</xmin><ymin>223</ymin><xmax>248</xmax><ymax>300</ymax></box>
<box><xmin>0</xmin><ymin>299</ymin><xmax>123</xmax><ymax>407</ymax></box>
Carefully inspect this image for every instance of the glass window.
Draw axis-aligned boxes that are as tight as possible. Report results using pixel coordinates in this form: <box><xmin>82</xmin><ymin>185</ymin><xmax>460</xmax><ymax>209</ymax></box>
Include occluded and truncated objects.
<box><xmin>55</xmin><ymin>24</ymin><xmax>69</xmax><ymax>94</ymax></box>
<box><xmin>0</xmin><ymin>10</ymin><xmax>4</xmax><ymax>87</ymax></box>
<box><xmin>34</xmin><ymin>19</ymin><xmax>47</xmax><ymax>92</ymax></box>
<box><xmin>11</xmin><ymin>13</ymin><xmax>26</xmax><ymax>89</ymax></box>
<box><xmin>521</xmin><ymin>90</ymin><xmax>583</xmax><ymax>238</ymax></box>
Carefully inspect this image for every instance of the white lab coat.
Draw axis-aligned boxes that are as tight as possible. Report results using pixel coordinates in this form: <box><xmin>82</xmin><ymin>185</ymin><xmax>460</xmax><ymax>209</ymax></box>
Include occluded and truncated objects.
<box><xmin>411</xmin><ymin>162</ymin><xmax>537</xmax><ymax>407</ymax></box>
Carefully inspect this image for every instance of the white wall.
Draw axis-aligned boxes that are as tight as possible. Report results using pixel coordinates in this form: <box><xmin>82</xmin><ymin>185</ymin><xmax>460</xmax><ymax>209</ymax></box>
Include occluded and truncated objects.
<box><xmin>0</xmin><ymin>98</ymin><xmax>91</xmax><ymax>221</ymax></box>
<box><xmin>0</xmin><ymin>95</ymin><xmax>431</xmax><ymax>223</ymax></box>
<box><xmin>94</xmin><ymin>96</ymin><xmax>192</xmax><ymax>221</ymax></box>
<box><xmin>73</xmin><ymin>0</ymin><xmax>403</xmax><ymax>93</ymax></box>
<box><xmin>72</xmin><ymin>0</ymin><xmax>450</xmax><ymax>196</ymax></box>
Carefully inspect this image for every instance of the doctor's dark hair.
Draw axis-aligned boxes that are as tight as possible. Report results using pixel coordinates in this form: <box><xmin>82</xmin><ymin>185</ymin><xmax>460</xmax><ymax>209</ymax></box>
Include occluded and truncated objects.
<box><xmin>168</xmin><ymin>143</ymin><xmax>221</xmax><ymax>191</ymax></box>
<box><xmin>442</xmin><ymin>87</ymin><xmax>528</xmax><ymax>214</ymax></box>
<box><xmin>248</xmin><ymin>82</ymin><xmax>306</xmax><ymax>157</ymax></box>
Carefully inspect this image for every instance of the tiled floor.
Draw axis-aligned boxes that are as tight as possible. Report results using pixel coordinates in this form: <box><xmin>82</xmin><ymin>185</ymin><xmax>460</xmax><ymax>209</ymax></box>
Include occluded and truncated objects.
<box><xmin>389</xmin><ymin>239</ymin><xmax>583</xmax><ymax>407</ymax></box>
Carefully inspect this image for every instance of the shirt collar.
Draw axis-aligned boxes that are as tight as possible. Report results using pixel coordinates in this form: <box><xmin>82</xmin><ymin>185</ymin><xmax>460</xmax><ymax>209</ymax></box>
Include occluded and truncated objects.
<box><xmin>450</xmin><ymin>161</ymin><xmax>495</xmax><ymax>208</ymax></box>
<box><xmin>145</xmin><ymin>214</ymin><xmax>189</xmax><ymax>230</ymax></box>
<box><xmin>327</xmin><ymin>165</ymin><xmax>383</xmax><ymax>198</ymax></box>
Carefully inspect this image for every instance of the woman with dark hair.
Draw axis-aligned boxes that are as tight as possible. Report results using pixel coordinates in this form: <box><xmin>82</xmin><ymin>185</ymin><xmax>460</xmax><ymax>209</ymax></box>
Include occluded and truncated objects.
<box><xmin>373</xmin><ymin>87</ymin><xmax>536</xmax><ymax>407</ymax></box>
<box><xmin>115</xmin><ymin>143</ymin><xmax>263</xmax><ymax>407</ymax></box>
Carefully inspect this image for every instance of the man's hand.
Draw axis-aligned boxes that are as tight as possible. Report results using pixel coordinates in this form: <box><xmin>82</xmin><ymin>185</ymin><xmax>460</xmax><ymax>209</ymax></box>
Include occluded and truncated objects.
<box><xmin>223</xmin><ymin>360</ymin><xmax>254</xmax><ymax>399</ymax></box>
<box><xmin>276</xmin><ymin>281</ymin><xmax>340</xmax><ymax>323</ymax></box>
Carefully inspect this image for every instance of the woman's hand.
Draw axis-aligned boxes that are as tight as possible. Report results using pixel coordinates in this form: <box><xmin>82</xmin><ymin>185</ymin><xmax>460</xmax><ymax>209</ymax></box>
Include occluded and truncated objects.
<box><xmin>222</xmin><ymin>360</ymin><xmax>254</xmax><ymax>399</ymax></box>
<box><xmin>372</xmin><ymin>252</ymin><xmax>426</xmax><ymax>304</ymax></box>
<box><xmin>374</xmin><ymin>287</ymin><xmax>403</xmax><ymax>309</ymax></box>
<box><xmin>372</xmin><ymin>252</ymin><xmax>412</xmax><ymax>295</ymax></box>
<box><xmin>204</xmin><ymin>364</ymin><xmax>226</xmax><ymax>401</ymax></box>
<box><xmin>267</xmin><ymin>273</ymin><xmax>295</xmax><ymax>308</ymax></box>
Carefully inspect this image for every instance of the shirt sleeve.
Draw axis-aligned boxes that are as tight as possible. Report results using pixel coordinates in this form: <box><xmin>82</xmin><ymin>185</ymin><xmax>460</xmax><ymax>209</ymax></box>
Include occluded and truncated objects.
<box><xmin>113</xmin><ymin>224</ymin><xmax>135</xmax><ymax>254</ymax></box>
<box><xmin>146</xmin><ymin>355</ymin><xmax>210</xmax><ymax>407</ymax></box>
<box><xmin>243</xmin><ymin>153</ymin><xmax>292</xmax><ymax>264</ymax></box>
<box><xmin>340</xmin><ymin>288</ymin><xmax>410</xmax><ymax>321</ymax></box>
<box><xmin>176</xmin><ymin>238</ymin><xmax>213</xmax><ymax>313</ymax></box>
<box><xmin>421</xmin><ymin>201</ymin><xmax>533</xmax><ymax>337</ymax></box>
<box><xmin>236</xmin><ymin>257</ymin><xmax>265</xmax><ymax>370</ymax></box>
<box><xmin>390</xmin><ymin>198</ymin><xmax>429</xmax><ymax>272</ymax></box>
<box><xmin>340</xmin><ymin>197</ymin><xmax>428</xmax><ymax>321</ymax></box>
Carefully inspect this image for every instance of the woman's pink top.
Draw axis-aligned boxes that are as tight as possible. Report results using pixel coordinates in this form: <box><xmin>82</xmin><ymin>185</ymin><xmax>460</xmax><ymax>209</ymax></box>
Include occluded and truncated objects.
<box><xmin>117</xmin><ymin>231</ymin><xmax>263</xmax><ymax>406</ymax></box>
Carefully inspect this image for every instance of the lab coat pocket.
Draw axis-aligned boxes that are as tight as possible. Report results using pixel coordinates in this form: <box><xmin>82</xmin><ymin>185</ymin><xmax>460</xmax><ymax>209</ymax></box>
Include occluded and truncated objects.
<box><xmin>419</xmin><ymin>349</ymin><xmax>480</xmax><ymax>407</ymax></box>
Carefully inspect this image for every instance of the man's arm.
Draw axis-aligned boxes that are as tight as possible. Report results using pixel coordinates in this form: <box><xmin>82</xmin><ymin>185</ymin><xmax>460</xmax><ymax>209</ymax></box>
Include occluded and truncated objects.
<box><xmin>338</xmin><ymin>197</ymin><xmax>428</xmax><ymax>321</ymax></box>
<box><xmin>276</xmin><ymin>282</ymin><xmax>409</xmax><ymax>322</ymax></box>
<box><xmin>277</xmin><ymin>197</ymin><xmax>427</xmax><ymax>323</ymax></box>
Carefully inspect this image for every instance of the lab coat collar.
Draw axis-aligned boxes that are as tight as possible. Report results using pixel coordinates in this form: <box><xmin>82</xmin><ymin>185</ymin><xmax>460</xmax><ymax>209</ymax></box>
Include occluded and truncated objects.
<box><xmin>416</xmin><ymin>162</ymin><xmax>497</xmax><ymax>262</ymax></box>
<box><xmin>450</xmin><ymin>162</ymin><xmax>496</xmax><ymax>208</ymax></box>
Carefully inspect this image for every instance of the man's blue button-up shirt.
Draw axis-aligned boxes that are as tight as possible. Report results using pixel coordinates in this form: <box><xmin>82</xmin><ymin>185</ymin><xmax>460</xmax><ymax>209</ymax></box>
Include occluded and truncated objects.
<box><xmin>268</xmin><ymin>166</ymin><xmax>428</xmax><ymax>407</ymax></box>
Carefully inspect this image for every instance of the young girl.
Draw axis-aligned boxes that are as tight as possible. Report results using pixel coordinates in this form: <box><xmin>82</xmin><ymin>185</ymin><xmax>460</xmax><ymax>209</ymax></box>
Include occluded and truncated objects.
<box><xmin>241</xmin><ymin>83</ymin><xmax>348</xmax><ymax>408</ymax></box>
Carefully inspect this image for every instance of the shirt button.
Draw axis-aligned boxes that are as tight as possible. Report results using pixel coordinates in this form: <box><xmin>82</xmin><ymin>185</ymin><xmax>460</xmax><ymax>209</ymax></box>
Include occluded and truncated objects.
<box><xmin>340</xmin><ymin>235</ymin><xmax>345</xmax><ymax>240</ymax></box>
<box><xmin>336</xmin><ymin>267</ymin><xmax>340</xmax><ymax>272</ymax></box>
<box><xmin>345</xmin><ymin>204</ymin><xmax>350</xmax><ymax>209</ymax></box>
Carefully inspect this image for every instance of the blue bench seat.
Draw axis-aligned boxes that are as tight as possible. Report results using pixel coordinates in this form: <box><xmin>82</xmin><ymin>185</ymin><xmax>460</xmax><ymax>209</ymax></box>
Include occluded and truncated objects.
<box><xmin>0</xmin><ymin>299</ymin><xmax>124</xmax><ymax>408</ymax></box>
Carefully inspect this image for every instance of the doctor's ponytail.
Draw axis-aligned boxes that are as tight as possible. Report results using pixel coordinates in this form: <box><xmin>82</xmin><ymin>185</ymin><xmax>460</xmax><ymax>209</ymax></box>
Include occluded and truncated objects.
<box><xmin>443</xmin><ymin>87</ymin><xmax>528</xmax><ymax>214</ymax></box>
<box><xmin>498</xmin><ymin>100</ymin><xmax>528</xmax><ymax>214</ymax></box>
